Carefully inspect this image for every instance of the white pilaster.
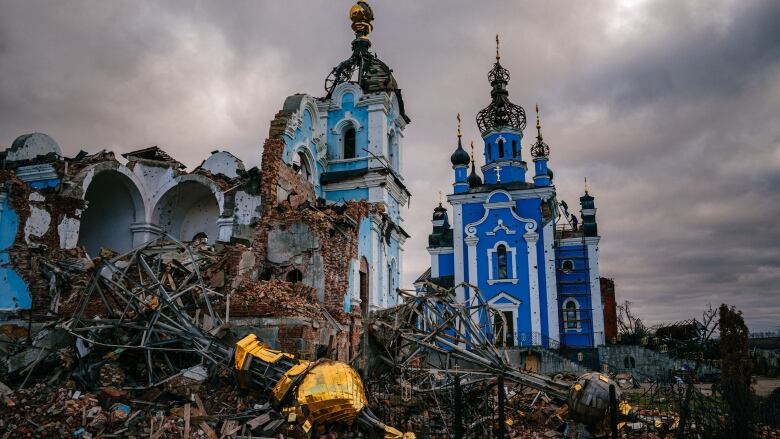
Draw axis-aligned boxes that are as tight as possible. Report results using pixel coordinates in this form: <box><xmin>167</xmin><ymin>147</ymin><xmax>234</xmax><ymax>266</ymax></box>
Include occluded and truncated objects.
<box><xmin>543</xmin><ymin>221</ymin><xmax>559</xmax><ymax>343</ymax></box>
<box><xmin>525</xmin><ymin>231</ymin><xmax>542</xmax><ymax>338</ymax></box>
<box><xmin>370</xmin><ymin>220</ymin><xmax>381</xmax><ymax>310</ymax></box>
<box><xmin>452</xmin><ymin>203</ymin><xmax>465</xmax><ymax>304</ymax></box>
<box><xmin>586</xmin><ymin>237</ymin><xmax>605</xmax><ymax>346</ymax></box>
<box><xmin>465</xmin><ymin>236</ymin><xmax>479</xmax><ymax>295</ymax></box>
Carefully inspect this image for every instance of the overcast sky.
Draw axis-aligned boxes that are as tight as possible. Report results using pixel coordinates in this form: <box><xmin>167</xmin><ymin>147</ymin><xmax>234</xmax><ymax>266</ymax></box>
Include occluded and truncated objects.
<box><xmin>1</xmin><ymin>0</ymin><xmax>779</xmax><ymax>331</ymax></box>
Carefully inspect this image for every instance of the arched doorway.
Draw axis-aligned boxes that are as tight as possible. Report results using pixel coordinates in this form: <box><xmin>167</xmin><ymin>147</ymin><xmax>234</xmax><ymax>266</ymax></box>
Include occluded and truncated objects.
<box><xmin>78</xmin><ymin>170</ymin><xmax>143</xmax><ymax>255</ymax></box>
<box><xmin>153</xmin><ymin>181</ymin><xmax>219</xmax><ymax>243</ymax></box>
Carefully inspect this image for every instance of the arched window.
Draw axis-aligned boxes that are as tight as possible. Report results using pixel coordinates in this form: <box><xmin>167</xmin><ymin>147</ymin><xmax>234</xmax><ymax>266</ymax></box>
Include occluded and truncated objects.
<box><xmin>294</xmin><ymin>151</ymin><xmax>312</xmax><ymax>182</ymax></box>
<box><xmin>564</xmin><ymin>300</ymin><xmax>579</xmax><ymax>330</ymax></box>
<box><xmin>562</xmin><ymin>260</ymin><xmax>575</xmax><ymax>273</ymax></box>
<box><xmin>512</xmin><ymin>140</ymin><xmax>517</xmax><ymax>158</ymax></box>
<box><xmin>286</xmin><ymin>269</ymin><xmax>303</xmax><ymax>284</ymax></box>
<box><xmin>497</xmin><ymin>244</ymin><xmax>508</xmax><ymax>279</ymax></box>
<box><xmin>498</xmin><ymin>139</ymin><xmax>504</xmax><ymax>158</ymax></box>
<box><xmin>343</xmin><ymin>127</ymin><xmax>356</xmax><ymax>159</ymax></box>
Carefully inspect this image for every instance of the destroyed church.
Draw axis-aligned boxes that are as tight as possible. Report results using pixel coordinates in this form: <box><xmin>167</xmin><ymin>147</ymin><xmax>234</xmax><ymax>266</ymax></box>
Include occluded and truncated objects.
<box><xmin>0</xmin><ymin>3</ymin><xmax>410</xmax><ymax>362</ymax></box>
<box><xmin>1</xmin><ymin>3</ymin><xmax>610</xmax><ymax>366</ymax></box>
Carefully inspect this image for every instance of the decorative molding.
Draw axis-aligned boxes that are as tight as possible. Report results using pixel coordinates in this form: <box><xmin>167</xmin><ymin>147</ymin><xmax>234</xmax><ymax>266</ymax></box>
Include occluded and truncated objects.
<box><xmin>486</xmin><ymin>219</ymin><xmax>516</xmax><ymax>236</ymax></box>
<box><xmin>464</xmin><ymin>191</ymin><xmax>536</xmax><ymax>239</ymax></box>
<box><xmin>322</xmin><ymin>171</ymin><xmax>409</xmax><ymax>206</ymax></box>
<box><xmin>448</xmin><ymin>186</ymin><xmax>555</xmax><ymax>204</ymax></box>
<box><xmin>331</xmin><ymin>111</ymin><xmax>364</xmax><ymax>134</ymax></box>
<box><xmin>427</xmin><ymin>246</ymin><xmax>454</xmax><ymax>255</ymax></box>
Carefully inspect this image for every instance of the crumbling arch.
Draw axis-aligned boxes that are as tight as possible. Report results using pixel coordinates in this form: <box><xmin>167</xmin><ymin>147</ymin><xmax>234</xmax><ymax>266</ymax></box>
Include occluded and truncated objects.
<box><xmin>78</xmin><ymin>168</ymin><xmax>146</xmax><ymax>256</ymax></box>
<box><xmin>152</xmin><ymin>177</ymin><xmax>223</xmax><ymax>244</ymax></box>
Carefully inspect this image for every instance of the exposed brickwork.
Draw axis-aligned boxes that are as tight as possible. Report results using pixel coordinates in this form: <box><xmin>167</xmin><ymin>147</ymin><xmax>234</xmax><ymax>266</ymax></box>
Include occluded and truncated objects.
<box><xmin>1</xmin><ymin>170</ymin><xmax>88</xmax><ymax>312</ymax></box>
<box><xmin>600</xmin><ymin>277</ymin><xmax>618</xmax><ymax>341</ymax></box>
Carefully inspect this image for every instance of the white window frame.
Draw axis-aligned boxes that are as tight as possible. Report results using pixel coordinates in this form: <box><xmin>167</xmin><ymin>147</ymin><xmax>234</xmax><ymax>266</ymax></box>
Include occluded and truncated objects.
<box><xmin>488</xmin><ymin>292</ymin><xmax>522</xmax><ymax>348</ymax></box>
<box><xmin>562</xmin><ymin>298</ymin><xmax>582</xmax><ymax>332</ymax></box>
<box><xmin>487</xmin><ymin>240</ymin><xmax>518</xmax><ymax>284</ymax></box>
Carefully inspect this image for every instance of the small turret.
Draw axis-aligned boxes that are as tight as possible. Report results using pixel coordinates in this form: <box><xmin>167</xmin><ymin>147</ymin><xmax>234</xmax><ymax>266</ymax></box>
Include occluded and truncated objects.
<box><xmin>580</xmin><ymin>178</ymin><xmax>598</xmax><ymax>237</ymax></box>
<box><xmin>467</xmin><ymin>141</ymin><xmax>483</xmax><ymax>188</ymax></box>
<box><xmin>451</xmin><ymin>114</ymin><xmax>470</xmax><ymax>194</ymax></box>
<box><xmin>531</xmin><ymin>105</ymin><xmax>551</xmax><ymax>187</ymax></box>
<box><xmin>428</xmin><ymin>194</ymin><xmax>453</xmax><ymax>248</ymax></box>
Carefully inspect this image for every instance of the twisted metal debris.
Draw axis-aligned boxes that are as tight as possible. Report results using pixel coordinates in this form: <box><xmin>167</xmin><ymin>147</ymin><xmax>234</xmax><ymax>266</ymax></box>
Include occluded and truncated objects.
<box><xmin>59</xmin><ymin>235</ymin><xmax>412</xmax><ymax>438</ymax></box>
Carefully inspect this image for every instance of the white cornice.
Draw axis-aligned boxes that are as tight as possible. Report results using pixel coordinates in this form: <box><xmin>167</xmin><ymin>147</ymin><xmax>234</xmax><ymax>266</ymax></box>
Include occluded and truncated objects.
<box><xmin>427</xmin><ymin>246</ymin><xmax>453</xmax><ymax>255</ymax></box>
<box><xmin>322</xmin><ymin>171</ymin><xmax>409</xmax><ymax>205</ymax></box>
<box><xmin>448</xmin><ymin>186</ymin><xmax>555</xmax><ymax>204</ymax></box>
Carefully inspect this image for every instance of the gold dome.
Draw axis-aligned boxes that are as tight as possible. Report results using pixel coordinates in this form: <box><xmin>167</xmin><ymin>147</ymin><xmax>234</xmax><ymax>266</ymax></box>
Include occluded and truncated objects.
<box><xmin>349</xmin><ymin>1</ymin><xmax>374</xmax><ymax>38</ymax></box>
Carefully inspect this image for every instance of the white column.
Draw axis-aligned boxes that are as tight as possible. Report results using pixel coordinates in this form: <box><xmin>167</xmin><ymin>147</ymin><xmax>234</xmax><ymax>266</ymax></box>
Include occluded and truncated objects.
<box><xmin>130</xmin><ymin>222</ymin><xmax>162</xmax><ymax>247</ymax></box>
<box><xmin>452</xmin><ymin>203</ymin><xmax>465</xmax><ymax>304</ymax></box>
<box><xmin>525</xmin><ymin>231</ymin><xmax>542</xmax><ymax>339</ymax></box>
<box><xmin>370</xmin><ymin>219</ymin><xmax>381</xmax><ymax>310</ymax></box>
<box><xmin>465</xmin><ymin>236</ymin><xmax>479</xmax><ymax>293</ymax></box>
<box><xmin>586</xmin><ymin>237</ymin><xmax>605</xmax><ymax>346</ymax></box>
<box><xmin>543</xmin><ymin>221</ymin><xmax>560</xmax><ymax>343</ymax></box>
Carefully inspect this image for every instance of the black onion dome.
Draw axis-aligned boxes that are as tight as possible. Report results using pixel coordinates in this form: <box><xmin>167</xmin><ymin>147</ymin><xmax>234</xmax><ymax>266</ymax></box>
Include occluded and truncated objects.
<box><xmin>450</xmin><ymin>137</ymin><xmax>470</xmax><ymax>166</ymax></box>
<box><xmin>432</xmin><ymin>203</ymin><xmax>447</xmax><ymax>220</ymax></box>
<box><xmin>475</xmin><ymin>59</ymin><xmax>526</xmax><ymax>135</ymax></box>
<box><xmin>467</xmin><ymin>163</ymin><xmax>482</xmax><ymax>187</ymax></box>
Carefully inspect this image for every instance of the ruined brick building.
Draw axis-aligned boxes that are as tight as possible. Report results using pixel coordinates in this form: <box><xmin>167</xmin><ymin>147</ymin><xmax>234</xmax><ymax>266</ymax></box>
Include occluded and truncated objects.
<box><xmin>0</xmin><ymin>2</ymin><xmax>408</xmax><ymax>361</ymax></box>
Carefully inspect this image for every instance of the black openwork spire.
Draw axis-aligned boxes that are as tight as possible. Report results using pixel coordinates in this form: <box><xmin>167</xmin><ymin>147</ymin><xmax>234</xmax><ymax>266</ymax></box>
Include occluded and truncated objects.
<box><xmin>476</xmin><ymin>35</ymin><xmax>527</xmax><ymax>135</ymax></box>
<box><xmin>324</xmin><ymin>2</ymin><xmax>410</xmax><ymax>122</ymax></box>
<box><xmin>530</xmin><ymin>104</ymin><xmax>550</xmax><ymax>158</ymax></box>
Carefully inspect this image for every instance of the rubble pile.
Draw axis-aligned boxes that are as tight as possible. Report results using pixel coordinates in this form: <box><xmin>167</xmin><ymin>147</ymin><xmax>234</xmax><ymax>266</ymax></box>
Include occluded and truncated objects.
<box><xmin>0</xmin><ymin>381</ymin><xmax>287</xmax><ymax>438</ymax></box>
<box><xmin>223</xmin><ymin>279</ymin><xmax>321</xmax><ymax>318</ymax></box>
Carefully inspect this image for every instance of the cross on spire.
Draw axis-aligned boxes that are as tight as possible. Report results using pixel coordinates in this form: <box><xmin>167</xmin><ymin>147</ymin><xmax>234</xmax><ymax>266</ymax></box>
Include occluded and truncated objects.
<box><xmin>584</xmin><ymin>177</ymin><xmax>590</xmax><ymax>194</ymax></box>
<box><xmin>438</xmin><ymin>190</ymin><xmax>443</xmax><ymax>205</ymax></box>
<box><xmin>457</xmin><ymin>113</ymin><xmax>462</xmax><ymax>138</ymax></box>
<box><xmin>496</xmin><ymin>34</ymin><xmax>501</xmax><ymax>61</ymax></box>
<box><xmin>494</xmin><ymin>165</ymin><xmax>503</xmax><ymax>183</ymax></box>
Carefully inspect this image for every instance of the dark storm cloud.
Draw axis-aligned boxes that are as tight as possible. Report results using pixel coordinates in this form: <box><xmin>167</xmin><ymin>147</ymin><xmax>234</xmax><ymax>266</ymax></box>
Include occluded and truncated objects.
<box><xmin>0</xmin><ymin>0</ymin><xmax>778</xmax><ymax>330</ymax></box>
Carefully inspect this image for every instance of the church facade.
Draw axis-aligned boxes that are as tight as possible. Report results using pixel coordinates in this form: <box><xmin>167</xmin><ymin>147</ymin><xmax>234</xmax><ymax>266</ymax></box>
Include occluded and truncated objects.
<box><xmin>418</xmin><ymin>43</ymin><xmax>605</xmax><ymax>349</ymax></box>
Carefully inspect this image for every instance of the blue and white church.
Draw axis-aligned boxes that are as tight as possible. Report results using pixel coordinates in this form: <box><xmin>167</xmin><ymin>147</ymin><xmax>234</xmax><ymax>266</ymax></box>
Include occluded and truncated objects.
<box><xmin>417</xmin><ymin>42</ymin><xmax>606</xmax><ymax>349</ymax></box>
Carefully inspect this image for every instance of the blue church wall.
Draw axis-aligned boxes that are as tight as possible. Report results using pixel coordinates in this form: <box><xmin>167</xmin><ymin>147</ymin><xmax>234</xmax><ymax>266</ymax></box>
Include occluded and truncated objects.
<box><xmin>556</xmin><ymin>242</ymin><xmax>596</xmax><ymax>348</ymax></box>
<box><xmin>437</xmin><ymin>252</ymin><xmax>454</xmax><ymax>277</ymax></box>
<box><xmin>0</xmin><ymin>195</ymin><xmax>32</xmax><ymax>311</ymax></box>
